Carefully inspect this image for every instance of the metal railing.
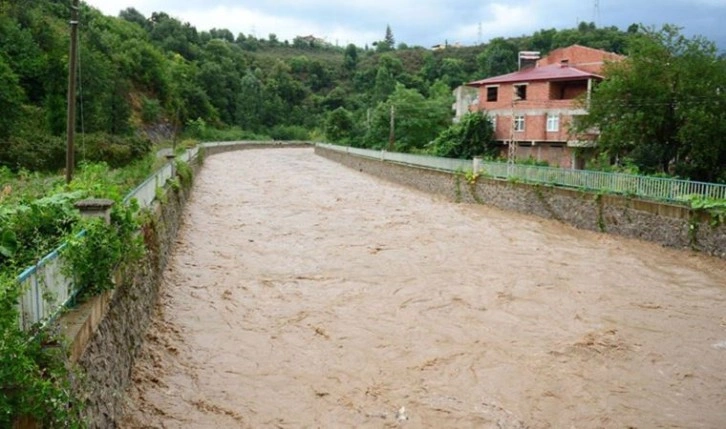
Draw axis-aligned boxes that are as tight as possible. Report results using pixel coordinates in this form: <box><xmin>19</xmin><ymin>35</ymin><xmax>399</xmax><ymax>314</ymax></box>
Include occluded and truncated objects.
<box><xmin>122</xmin><ymin>147</ymin><xmax>198</xmax><ymax>208</ymax></box>
<box><xmin>16</xmin><ymin>245</ymin><xmax>72</xmax><ymax>331</ymax></box>
<box><xmin>317</xmin><ymin>143</ymin><xmax>726</xmax><ymax>202</ymax></box>
<box><xmin>14</xmin><ymin>147</ymin><xmax>199</xmax><ymax>331</ymax></box>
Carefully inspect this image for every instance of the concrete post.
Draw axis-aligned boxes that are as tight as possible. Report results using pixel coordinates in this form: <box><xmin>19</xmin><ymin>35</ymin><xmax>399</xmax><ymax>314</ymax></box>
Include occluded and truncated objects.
<box><xmin>74</xmin><ymin>199</ymin><xmax>114</xmax><ymax>224</ymax></box>
<box><xmin>473</xmin><ymin>157</ymin><xmax>482</xmax><ymax>175</ymax></box>
<box><xmin>166</xmin><ymin>154</ymin><xmax>176</xmax><ymax>178</ymax></box>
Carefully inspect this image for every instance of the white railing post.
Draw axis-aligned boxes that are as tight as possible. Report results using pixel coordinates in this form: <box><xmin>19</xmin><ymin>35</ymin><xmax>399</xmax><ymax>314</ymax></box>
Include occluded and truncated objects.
<box><xmin>473</xmin><ymin>157</ymin><xmax>482</xmax><ymax>175</ymax></box>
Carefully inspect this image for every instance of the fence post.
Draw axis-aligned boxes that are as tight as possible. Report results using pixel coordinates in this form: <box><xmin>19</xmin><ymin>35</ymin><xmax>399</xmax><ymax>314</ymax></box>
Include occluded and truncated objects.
<box><xmin>74</xmin><ymin>199</ymin><xmax>114</xmax><ymax>224</ymax></box>
<box><xmin>166</xmin><ymin>154</ymin><xmax>176</xmax><ymax>178</ymax></box>
<box><xmin>473</xmin><ymin>157</ymin><xmax>482</xmax><ymax>175</ymax></box>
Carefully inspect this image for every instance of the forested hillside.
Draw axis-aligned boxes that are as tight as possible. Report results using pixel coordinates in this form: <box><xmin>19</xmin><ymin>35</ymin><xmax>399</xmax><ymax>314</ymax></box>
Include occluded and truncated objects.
<box><xmin>0</xmin><ymin>1</ymin><xmax>632</xmax><ymax>169</ymax></box>
<box><xmin>1</xmin><ymin>1</ymin><xmax>723</xmax><ymax>181</ymax></box>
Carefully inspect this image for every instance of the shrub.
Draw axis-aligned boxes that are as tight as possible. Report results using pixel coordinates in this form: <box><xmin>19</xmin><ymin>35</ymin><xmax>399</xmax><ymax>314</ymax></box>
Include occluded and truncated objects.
<box><xmin>78</xmin><ymin>133</ymin><xmax>152</xmax><ymax>168</ymax></box>
<box><xmin>140</xmin><ymin>96</ymin><xmax>162</xmax><ymax>124</ymax></box>
<box><xmin>269</xmin><ymin>124</ymin><xmax>310</xmax><ymax>141</ymax></box>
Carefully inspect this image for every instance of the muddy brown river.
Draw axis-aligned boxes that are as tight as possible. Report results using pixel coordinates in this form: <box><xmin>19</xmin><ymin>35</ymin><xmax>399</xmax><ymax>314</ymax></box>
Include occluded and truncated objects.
<box><xmin>121</xmin><ymin>148</ymin><xmax>726</xmax><ymax>428</ymax></box>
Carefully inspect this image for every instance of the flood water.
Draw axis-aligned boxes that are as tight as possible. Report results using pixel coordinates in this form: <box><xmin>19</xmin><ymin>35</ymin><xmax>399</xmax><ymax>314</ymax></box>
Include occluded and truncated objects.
<box><xmin>121</xmin><ymin>148</ymin><xmax>726</xmax><ymax>428</ymax></box>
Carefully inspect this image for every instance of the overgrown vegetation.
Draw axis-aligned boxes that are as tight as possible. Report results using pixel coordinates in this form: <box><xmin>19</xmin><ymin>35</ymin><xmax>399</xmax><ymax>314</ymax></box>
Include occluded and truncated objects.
<box><xmin>686</xmin><ymin>196</ymin><xmax>726</xmax><ymax>227</ymax></box>
<box><xmin>0</xmin><ymin>158</ymin><xmax>167</xmax><ymax>427</ymax></box>
<box><xmin>62</xmin><ymin>203</ymin><xmax>144</xmax><ymax>298</ymax></box>
<box><xmin>8</xmin><ymin>2</ymin><xmax>717</xmax><ymax>175</ymax></box>
<box><xmin>429</xmin><ymin>112</ymin><xmax>496</xmax><ymax>159</ymax></box>
<box><xmin>0</xmin><ymin>292</ymin><xmax>84</xmax><ymax>427</ymax></box>
<box><xmin>578</xmin><ymin>25</ymin><xmax>726</xmax><ymax>182</ymax></box>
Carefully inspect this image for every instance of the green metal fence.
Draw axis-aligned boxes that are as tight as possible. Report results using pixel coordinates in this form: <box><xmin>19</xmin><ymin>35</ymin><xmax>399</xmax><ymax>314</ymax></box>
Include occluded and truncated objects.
<box><xmin>317</xmin><ymin>143</ymin><xmax>726</xmax><ymax>203</ymax></box>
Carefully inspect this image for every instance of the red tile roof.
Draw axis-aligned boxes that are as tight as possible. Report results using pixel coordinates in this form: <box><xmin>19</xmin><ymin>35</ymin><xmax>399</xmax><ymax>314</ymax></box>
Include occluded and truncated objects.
<box><xmin>468</xmin><ymin>64</ymin><xmax>602</xmax><ymax>87</ymax></box>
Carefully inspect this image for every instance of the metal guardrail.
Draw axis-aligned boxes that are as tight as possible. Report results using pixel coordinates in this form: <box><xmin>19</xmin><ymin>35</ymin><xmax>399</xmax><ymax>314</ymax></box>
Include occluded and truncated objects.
<box><xmin>316</xmin><ymin>143</ymin><xmax>726</xmax><ymax>202</ymax></box>
<box><xmin>16</xmin><ymin>245</ymin><xmax>71</xmax><ymax>331</ymax></box>
<box><xmin>326</xmin><ymin>144</ymin><xmax>473</xmax><ymax>172</ymax></box>
<box><xmin>14</xmin><ymin>147</ymin><xmax>199</xmax><ymax>331</ymax></box>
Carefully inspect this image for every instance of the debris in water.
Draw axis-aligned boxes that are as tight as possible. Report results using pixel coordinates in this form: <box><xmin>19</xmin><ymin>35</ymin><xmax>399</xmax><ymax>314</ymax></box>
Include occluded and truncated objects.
<box><xmin>396</xmin><ymin>406</ymin><xmax>409</xmax><ymax>422</ymax></box>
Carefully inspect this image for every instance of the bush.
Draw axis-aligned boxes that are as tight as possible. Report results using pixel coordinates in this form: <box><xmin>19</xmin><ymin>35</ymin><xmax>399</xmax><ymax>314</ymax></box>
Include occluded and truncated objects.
<box><xmin>323</xmin><ymin>107</ymin><xmax>354</xmax><ymax>143</ymax></box>
<box><xmin>140</xmin><ymin>96</ymin><xmax>163</xmax><ymax>124</ymax></box>
<box><xmin>0</xmin><ymin>132</ymin><xmax>151</xmax><ymax>173</ymax></box>
<box><xmin>269</xmin><ymin>124</ymin><xmax>310</xmax><ymax>141</ymax></box>
<box><xmin>0</xmin><ymin>192</ymin><xmax>82</xmax><ymax>270</ymax></box>
<box><xmin>79</xmin><ymin>133</ymin><xmax>152</xmax><ymax>168</ymax></box>
<box><xmin>0</xmin><ymin>133</ymin><xmax>66</xmax><ymax>172</ymax></box>
<box><xmin>185</xmin><ymin>118</ymin><xmax>268</xmax><ymax>141</ymax></box>
<box><xmin>429</xmin><ymin>113</ymin><xmax>496</xmax><ymax>159</ymax></box>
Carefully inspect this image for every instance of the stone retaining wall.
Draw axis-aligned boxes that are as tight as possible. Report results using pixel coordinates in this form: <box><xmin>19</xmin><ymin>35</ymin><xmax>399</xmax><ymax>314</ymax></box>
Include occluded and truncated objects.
<box><xmin>315</xmin><ymin>146</ymin><xmax>725</xmax><ymax>258</ymax></box>
<box><xmin>73</xmin><ymin>160</ymin><xmax>200</xmax><ymax>428</ymax></box>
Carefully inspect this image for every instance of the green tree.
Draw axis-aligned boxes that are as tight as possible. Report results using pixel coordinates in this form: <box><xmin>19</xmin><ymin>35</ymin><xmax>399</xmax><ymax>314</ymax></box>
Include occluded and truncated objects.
<box><xmin>373</xmin><ymin>65</ymin><xmax>396</xmax><ymax>103</ymax></box>
<box><xmin>0</xmin><ymin>55</ymin><xmax>25</xmax><ymax>139</ymax></box>
<box><xmin>343</xmin><ymin>43</ymin><xmax>358</xmax><ymax>71</ymax></box>
<box><xmin>476</xmin><ymin>38</ymin><xmax>518</xmax><ymax>77</ymax></box>
<box><xmin>384</xmin><ymin>25</ymin><xmax>395</xmax><ymax>49</ymax></box>
<box><xmin>439</xmin><ymin>58</ymin><xmax>468</xmax><ymax>88</ymax></box>
<box><xmin>324</xmin><ymin>107</ymin><xmax>354</xmax><ymax>143</ymax></box>
<box><xmin>581</xmin><ymin>25</ymin><xmax>726</xmax><ymax>181</ymax></box>
<box><xmin>235</xmin><ymin>69</ymin><xmax>264</xmax><ymax>130</ymax></box>
<box><xmin>375</xmin><ymin>25</ymin><xmax>395</xmax><ymax>53</ymax></box>
<box><xmin>148</xmin><ymin>12</ymin><xmax>200</xmax><ymax>60</ymax></box>
<box><xmin>429</xmin><ymin>112</ymin><xmax>496</xmax><ymax>159</ymax></box>
<box><xmin>118</xmin><ymin>7</ymin><xmax>148</xmax><ymax>30</ymax></box>
<box><xmin>366</xmin><ymin>83</ymin><xmax>452</xmax><ymax>151</ymax></box>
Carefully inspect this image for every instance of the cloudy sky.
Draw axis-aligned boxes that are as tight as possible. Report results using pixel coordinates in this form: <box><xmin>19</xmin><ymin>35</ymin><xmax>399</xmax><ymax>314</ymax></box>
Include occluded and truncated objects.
<box><xmin>85</xmin><ymin>0</ymin><xmax>726</xmax><ymax>49</ymax></box>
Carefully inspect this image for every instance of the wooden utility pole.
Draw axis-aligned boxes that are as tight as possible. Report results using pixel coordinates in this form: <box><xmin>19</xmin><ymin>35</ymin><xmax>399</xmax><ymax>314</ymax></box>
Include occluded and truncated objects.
<box><xmin>66</xmin><ymin>0</ymin><xmax>79</xmax><ymax>184</ymax></box>
<box><xmin>387</xmin><ymin>104</ymin><xmax>395</xmax><ymax>151</ymax></box>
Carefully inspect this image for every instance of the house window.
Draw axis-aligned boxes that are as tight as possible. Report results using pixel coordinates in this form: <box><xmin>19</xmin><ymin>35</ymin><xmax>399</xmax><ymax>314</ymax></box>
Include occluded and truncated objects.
<box><xmin>514</xmin><ymin>84</ymin><xmax>527</xmax><ymax>100</ymax></box>
<box><xmin>486</xmin><ymin>86</ymin><xmax>498</xmax><ymax>102</ymax></box>
<box><xmin>514</xmin><ymin>115</ymin><xmax>525</xmax><ymax>132</ymax></box>
<box><xmin>546</xmin><ymin>114</ymin><xmax>559</xmax><ymax>132</ymax></box>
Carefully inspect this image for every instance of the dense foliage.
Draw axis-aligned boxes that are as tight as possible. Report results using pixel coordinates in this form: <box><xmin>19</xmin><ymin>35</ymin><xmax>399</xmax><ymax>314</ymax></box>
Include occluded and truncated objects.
<box><xmin>430</xmin><ymin>113</ymin><xmax>497</xmax><ymax>159</ymax></box>
<box><xmin>580</xmin><ymin>26</ymin><xmax>726</xmax><ymax>182</ymax></box>
<box><xmin>0</xmin><ymin>158</ymin><xmax>173</xmax><ymax>427</ymax></box>
<box><xmin>0</xmin><ymin>1</ymin><xmax>648</xmax><ymax>170</ymax></box>
<box><xmin>1</xmin><ymin>3</ymin><xmax>723</xmax><ymax>180</ymax></box>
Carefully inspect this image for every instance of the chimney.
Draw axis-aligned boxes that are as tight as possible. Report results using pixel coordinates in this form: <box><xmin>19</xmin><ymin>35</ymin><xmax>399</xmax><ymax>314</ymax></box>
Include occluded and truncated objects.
<box><xmin>560</xmin><ymin>59</ymin><xmax>570</xmax><ymax>68</ymax></box>
<box><xmin>518</xmin><ymin>51</ymin><xmax>540</xmax><ymax>70</ymax></box>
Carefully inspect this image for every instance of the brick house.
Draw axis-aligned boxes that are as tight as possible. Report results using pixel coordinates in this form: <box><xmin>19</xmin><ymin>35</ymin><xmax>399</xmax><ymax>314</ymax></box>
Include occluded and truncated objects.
<box><xmin>466</xmin><ymin>45</ymin><xmax>624</xmax><ymax>168</ymax></box>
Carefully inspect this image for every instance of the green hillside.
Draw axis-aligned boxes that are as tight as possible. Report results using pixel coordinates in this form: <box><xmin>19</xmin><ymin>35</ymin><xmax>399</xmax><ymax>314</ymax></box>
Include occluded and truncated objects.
<box><xmin>0</xmin><ymin>2</ymin><xmax>723</xmax><ymax>181</ymax></box>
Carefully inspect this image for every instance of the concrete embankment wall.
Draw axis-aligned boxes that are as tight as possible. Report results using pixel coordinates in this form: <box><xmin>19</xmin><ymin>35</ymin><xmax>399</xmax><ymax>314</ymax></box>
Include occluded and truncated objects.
<box><xmin>71</xmin><ymin>160</ymin><xmax>199</xmax><ymax>428</ymax></box>
<box><xmin>203</xmin><ymin>141</ymin><xmax>311</xmax><ymax>156</ymax></box>
<box><xmin>315</xmin><ymin>145</ymin><xmax>726</xmax><ymax>258</ymax></box>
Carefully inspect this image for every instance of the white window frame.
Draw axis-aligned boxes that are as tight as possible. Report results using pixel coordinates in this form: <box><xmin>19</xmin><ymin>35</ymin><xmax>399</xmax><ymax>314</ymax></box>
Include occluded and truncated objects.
<box><xmin>514</xmin><ymin>115</ymin><xmax>525</xmax><ymax>132</ymax></box>
<box><xmin>546</xmin><ymin>114</ymin><xmax>559</xmax><ymax>132</ymax></box>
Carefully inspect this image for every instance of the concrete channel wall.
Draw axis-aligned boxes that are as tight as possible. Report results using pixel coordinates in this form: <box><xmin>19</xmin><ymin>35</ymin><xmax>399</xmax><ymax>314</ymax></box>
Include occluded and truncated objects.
<box><xmin>315</xmin><ymin>145</ymin><xmax>726</xmax><ymax>258</ymax></box>
<box><xmin>69</xmin><ymin>160</ymin><xmax>199</xmax><ymax>428</ymax></box>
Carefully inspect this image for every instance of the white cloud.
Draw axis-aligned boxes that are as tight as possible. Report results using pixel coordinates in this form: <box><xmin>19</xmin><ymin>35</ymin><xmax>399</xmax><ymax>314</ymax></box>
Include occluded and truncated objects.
<box><xmin>173</xmin><ymin>5</ymin><xmax>377</xmax><ymax>46</ymax></box>
<box><xmin>452</xmin><ymin>2</ymin><xmax>540</xmax><ymax>44</ymax></box>
<box><xmin>84</xmin><ymin>0</ymin><xmax>726</xmax><ymax>49</ymax></box>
